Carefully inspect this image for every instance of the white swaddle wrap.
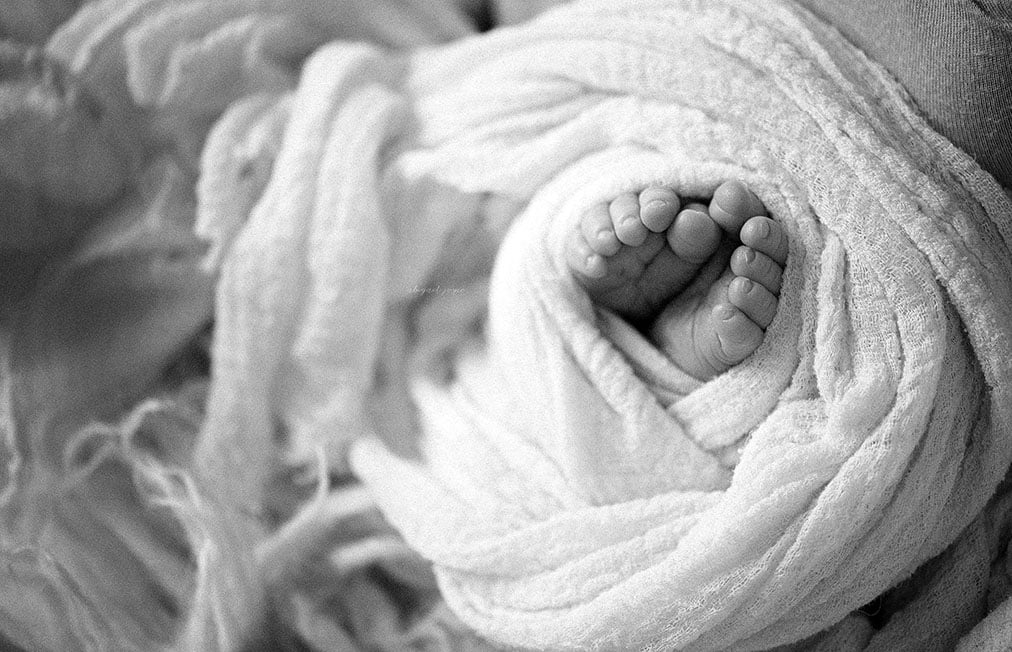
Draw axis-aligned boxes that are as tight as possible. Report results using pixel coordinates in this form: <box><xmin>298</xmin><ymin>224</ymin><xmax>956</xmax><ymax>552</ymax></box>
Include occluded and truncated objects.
<box><xmin>336</xmin><ymin>1</ymin><xmax>1012</xmax><ymax>649</ymax></box>
<box><xmin>190</xmin><ymin>0</ymin><xmax>1012</xmax><ymax>647</ymax></box>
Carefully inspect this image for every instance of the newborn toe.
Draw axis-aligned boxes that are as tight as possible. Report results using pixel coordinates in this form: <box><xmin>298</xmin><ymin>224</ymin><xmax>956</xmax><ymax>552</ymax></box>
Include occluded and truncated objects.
<box><xmin>611</xmin><ymin>192</ymin><xmax>649</xmax><ymax>246</ymax></box>
<box><xmin>639</xmin><ymin>186</ymin><xmax>681</xmax><ymax>232</ymax></box>
<box><xmin>566</xmin><ymin>228</ymin><xmax>608</xmax><ymax>278</ymax></box>
<box><xmin>581</xmin><ymin>202</ymin><xmax>622</xmax><ymax>256</ymax></box>
<box><xmin>667</xmin><ymin>203</ymin><xmax>721</xmax><ymax>264</ymax></box>
<box><xmin>740</xmin><ymin>215</ymin><xmax>788</xmax><ymax>265</ymax></box>
<box><xmin>709</xmin><ymin>180</ymin><xmax>767</xmax><ymax>235</ymax></box>
<box><xmin>727</xmin><ymin>277</ymin><xmax>778</xmax><ymax>328</ymax></box>
<box><xmin>711</xmin><ymin>303</ymin><xmax>765</xmax><ymax>364</ymax></box>
<box><xmin>730</xmin><ymin>246</ymin><xmax>782</xmax><ymax>294</ymax></box>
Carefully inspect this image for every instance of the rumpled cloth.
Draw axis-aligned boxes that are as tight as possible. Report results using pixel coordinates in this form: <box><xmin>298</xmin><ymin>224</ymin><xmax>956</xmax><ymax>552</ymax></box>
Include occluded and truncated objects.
<box><xmin>0</xmin><ymin>0</ymin><xmax>485</xmax><ymax>650</ymax></box>
<box><xmin>6</xmin><ymin>0</ymin><xmax>1012</xmax><ymax>650</ymax></box>
<box><xmin>189</xmin><ymin>0</ymin><xmax>1012</xmax><ymax>648</ymax></box>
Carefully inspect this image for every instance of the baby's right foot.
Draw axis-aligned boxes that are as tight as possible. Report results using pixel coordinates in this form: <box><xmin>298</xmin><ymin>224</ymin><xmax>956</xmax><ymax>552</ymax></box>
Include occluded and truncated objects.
<box><xmin>651</xmin><ymin>181</ymin><xmax>788</xmax><ymax>380</ymax></box>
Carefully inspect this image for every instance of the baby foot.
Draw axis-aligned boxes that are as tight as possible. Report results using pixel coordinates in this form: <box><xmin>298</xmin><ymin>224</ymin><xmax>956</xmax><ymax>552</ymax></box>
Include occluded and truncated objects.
<box><xmin>651</xmin><ymin>181</ymin><xmax>788</xmax><ymax>380</ymax></box>
<box><xmin>566</xmin><ymin>186</ymin><xmax>722</xmax><ymax>324</ymax></box>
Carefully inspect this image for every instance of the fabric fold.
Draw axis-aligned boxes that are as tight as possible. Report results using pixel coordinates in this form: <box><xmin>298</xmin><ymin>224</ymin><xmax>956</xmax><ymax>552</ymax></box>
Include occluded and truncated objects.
<box><xmin>1</xmin><ymin>0</ymin><xmax>481</xmax><ymax>649</ymax></box>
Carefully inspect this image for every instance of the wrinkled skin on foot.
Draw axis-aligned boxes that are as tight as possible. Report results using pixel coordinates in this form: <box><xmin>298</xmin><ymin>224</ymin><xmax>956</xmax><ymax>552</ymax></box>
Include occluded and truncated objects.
<box><xmin>568</xmin><ymin>180</ymin><xmax>788</xmax><ymax>381</ymax></box>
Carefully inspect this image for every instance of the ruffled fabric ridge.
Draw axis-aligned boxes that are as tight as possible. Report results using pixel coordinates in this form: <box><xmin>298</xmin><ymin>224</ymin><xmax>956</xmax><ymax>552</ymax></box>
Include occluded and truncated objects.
<box><xmin>347</xmin><ymin>2</ymin><xmax>1012</xmax><ymax>649</ymax></box>
<box><xmin>1</xmin><ymin>0</ymin><xmax>486</xmax><ymax>650</ymax></box>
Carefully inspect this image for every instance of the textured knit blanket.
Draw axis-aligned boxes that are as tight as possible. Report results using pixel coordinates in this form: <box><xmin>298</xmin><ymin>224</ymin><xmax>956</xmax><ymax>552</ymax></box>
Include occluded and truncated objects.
<box><xmin>5</xmin><ymin>0</ymin><xmax>1012</xmax><ymax>650</ymax></box>
<box><xmin>345</xmin><ymin>1</ymin><xmax>1012</xmax><ymax>649</ymax></box>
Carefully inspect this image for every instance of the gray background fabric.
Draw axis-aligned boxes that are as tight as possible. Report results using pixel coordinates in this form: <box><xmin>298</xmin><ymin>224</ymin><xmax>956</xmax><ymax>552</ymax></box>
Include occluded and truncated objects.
<box><xmin>796</xmin><ymin>0</ymin><xmax>1012</xmax><ymax>189</ymax></box>
<box><xmin>492</xmin><ymin>0</ymin><xmax>1012</xmax><ymax>188</ymax></box>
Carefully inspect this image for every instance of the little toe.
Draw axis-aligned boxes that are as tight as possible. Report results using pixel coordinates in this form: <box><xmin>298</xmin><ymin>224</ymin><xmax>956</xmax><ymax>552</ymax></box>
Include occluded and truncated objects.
<box><xmin>740</xmin><ymin>215</ymin><xmax>789</xmax><ymax>265</ymax></box>
<box><xmin>711</xmin><ymin>303</ymin><xmax>765</xmax><ymax>365</ymax></box>
<box><xmin>709</xmin><ymin>180</ymin><xmax>767</xmax><ymax>235</ymax></box>
<box><xmin>610</xmin><ymin>192</ymin><xmax>649</xmax><ymax>246</ymax></box>
<box><xmin>566</xmin><ymin>229</ymin><xmax>608</xmax><ymax>279</ymax></box>
<box><xmin>730</xmin><ymin>246</ymin><xmax>782</xmax><ymax>294</ymax></box>
<box><xmin>667</xmin><ymin>203</ymin><xmax>721</xmax><ymax>264</ymax></box>
<box><xmin>581</xmin><ymin>202</ymin><xmax>622</xmax><ymax>256</ymax></box>
<box><xmin>727</xmin><ymin>276</ymin><xmax>778</xmax><ymax>328</ymax></box>
<box><xmin>639</xmin><ymin>186</ymin><xmax>681</xmax><ymax>232</ymax></box>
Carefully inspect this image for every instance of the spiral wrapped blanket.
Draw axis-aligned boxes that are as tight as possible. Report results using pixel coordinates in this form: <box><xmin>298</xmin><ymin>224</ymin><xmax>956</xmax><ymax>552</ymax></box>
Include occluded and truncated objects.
<box><xmin>339</xmin><ymin>1</ymin><xmax>1012</xmax><ymax>649</ymax></box>
<box><xmin>5</xmin><ymin>0</ymin><xmax>1012</xmax><ymax>650</ymax></box>
<box><xmin>197</xmin><ymin>0</ymin><xmax>1012</xmax><ymax>649</ymax></box>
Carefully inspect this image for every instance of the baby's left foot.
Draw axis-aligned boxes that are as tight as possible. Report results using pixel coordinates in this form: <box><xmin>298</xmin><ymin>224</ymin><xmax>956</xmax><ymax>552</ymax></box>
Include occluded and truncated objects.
<box><xmin>565</xmin><ymin>186</ymin><xmax>721</xmax><ymax>324</ymax></box>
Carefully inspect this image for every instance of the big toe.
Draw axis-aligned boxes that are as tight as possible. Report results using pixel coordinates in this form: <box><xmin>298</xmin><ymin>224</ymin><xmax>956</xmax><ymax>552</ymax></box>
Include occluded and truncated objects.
<box><xmin>667</xmin><ymin>203</ymin><xmax>721</xmax><ymax>265</ymax></box>
<box><xmin>709</xmin><ymin>180</ymin><xmax>766</xmax><ymax>235</ymax></box>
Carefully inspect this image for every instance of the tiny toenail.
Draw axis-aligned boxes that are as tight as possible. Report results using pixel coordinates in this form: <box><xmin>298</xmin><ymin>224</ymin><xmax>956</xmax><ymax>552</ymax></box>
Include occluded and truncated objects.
<box><xmin>739</xmin><ymin>278</ymin><xmax>753</xmax><ymax>292</ymax></box>
<box><xmin>743</xmin><ymin>248</ymin><xmax>756</xmax><ymax>263</ymax></box>
<box><xmin>755</xmin><ymin>219</ymin><xmax>770</xmax><ymax>238</ymax></box>
<box><xmin>716</xmin><ymin>305</ymin><xmax>735</xmax><ymax>320</ymax></box>
<box><xmin>595</xmin><ymin>229</ymin><xmax>611</xmax><ymax>241</ymax></box>
<box><xmin>585</xmin><ymin>255</ymin><xmax>597</xmax><ymax>268</ymax></box>
<box><xmin>646</xmin><ymin>199</ymin><xmax>668</xmax><ymax>211</ymax></box>
<box><xmin>622</xmin><ymin>214</ymin><xmax>638</xmax><ymax>224</ymax></box>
